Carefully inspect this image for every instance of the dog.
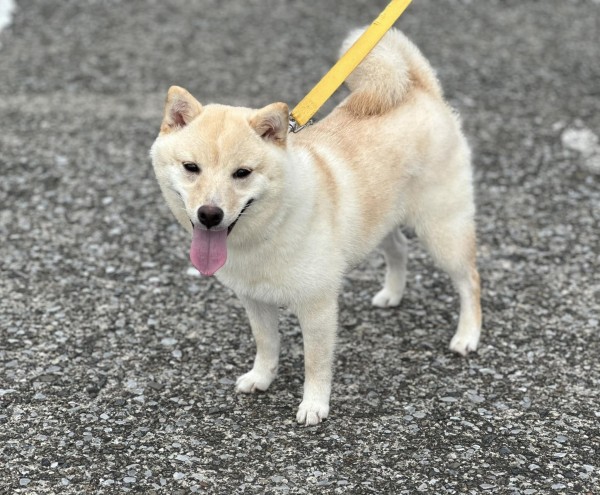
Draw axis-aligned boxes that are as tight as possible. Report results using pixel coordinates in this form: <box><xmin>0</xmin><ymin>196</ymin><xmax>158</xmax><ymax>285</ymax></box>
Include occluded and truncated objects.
<box><xmin>150</xmin><ymin>28</ymin><xmax>481</xmax><ymax>425</ymax></box>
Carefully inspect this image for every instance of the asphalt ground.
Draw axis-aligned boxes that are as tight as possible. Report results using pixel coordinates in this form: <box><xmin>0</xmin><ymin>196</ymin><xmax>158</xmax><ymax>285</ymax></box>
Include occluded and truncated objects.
<box><xmin>0</xmin><ymin>0</ymin><xmax>599</xmax><ymax>493</ymax></box>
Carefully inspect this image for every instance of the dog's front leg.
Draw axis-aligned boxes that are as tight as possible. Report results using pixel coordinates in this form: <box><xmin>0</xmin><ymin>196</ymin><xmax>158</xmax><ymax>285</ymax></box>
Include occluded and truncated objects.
<box><xmin>295</xmin><ymin>297</ymin><xmax>338</xmax><ymax>426</ymax></box>
<box><xmin>235</xmin><ymin>297</ymin><xmax>280</xmax><ymax>393</ymax></box>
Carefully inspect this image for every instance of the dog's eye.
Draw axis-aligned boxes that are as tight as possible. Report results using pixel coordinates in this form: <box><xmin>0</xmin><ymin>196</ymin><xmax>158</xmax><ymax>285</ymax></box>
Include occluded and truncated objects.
<box><xmin>233</xmin><ymin>168</ymin><xmax>252</xmax><ymax>179</ymax></box>
<box><xmin>183</xmin><ymin>162</ymin><xmax>200</xmax><ymax>173</ymax></box>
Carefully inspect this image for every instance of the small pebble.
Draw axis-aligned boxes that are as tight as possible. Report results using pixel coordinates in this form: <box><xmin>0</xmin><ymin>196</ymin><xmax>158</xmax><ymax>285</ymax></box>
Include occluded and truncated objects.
<box><xmin>499</xmin><ymin>446</ymin><xmax>511</xmax><ymax>456</ymax></box>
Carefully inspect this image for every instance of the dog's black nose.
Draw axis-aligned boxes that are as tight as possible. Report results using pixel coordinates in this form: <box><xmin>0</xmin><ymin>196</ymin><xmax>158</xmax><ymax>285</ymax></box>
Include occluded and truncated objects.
<box><xmin>197</xmin><ymin>205</ymin><xmax>224</xmax><ymax>229</ymax></box>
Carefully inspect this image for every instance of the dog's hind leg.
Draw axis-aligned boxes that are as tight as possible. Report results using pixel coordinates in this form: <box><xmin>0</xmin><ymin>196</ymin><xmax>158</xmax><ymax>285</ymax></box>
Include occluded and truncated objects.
<box><xmin>372</xmin><ymin>227</ymin><xmax>408</xmax><ymax>308</ymax></box>
<box><xmin>235</xmin><ymin>297</ymin><xmax>280</xmax><ymax>393</ymax></box>
<box><xmin>416</xmin><ymin>217</ymin><xmax>482</xmax><ymax>355</ymax></box>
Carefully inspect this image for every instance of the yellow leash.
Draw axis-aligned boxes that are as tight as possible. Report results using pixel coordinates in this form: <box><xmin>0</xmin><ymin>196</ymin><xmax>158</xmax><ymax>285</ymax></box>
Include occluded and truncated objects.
<box><xmin>289</xmin><ymin>0</ymin><xmax>413</xmax><ymax>132</ymax></box>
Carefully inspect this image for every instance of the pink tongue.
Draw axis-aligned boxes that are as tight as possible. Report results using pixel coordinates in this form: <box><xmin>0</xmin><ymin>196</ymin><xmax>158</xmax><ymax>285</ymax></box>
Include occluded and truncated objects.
<box><xmin>190</xmin><ymin>227</ymin><xmax>228</xmax><ymax>276</ymax></box>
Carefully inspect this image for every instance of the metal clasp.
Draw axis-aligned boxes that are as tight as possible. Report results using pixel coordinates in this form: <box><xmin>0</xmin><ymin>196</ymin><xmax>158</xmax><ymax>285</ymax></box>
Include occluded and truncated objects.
<box><xmin>288</xmin><ymin>115</ymin><xmax>314</xmax><ymax>134</ymax></box>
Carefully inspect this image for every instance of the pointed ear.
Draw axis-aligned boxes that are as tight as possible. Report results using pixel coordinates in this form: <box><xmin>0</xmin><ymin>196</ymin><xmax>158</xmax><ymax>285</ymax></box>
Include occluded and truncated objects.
<box><xmin>160</xmin><ymin>86</ymin><xmax>202</xmax><ymax>134</ymax></box>
<box><xmin>249</xmin><ymin>102</ymin><xmax>289</xmax><ymax>145</ymax></box>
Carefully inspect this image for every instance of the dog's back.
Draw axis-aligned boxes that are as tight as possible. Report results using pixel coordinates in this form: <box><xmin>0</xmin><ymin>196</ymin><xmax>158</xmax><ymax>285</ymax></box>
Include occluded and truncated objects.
<box><xmin>290</xmin><ymin>29</ymin><xmax>469</xmax><ymax>262</ymax></box>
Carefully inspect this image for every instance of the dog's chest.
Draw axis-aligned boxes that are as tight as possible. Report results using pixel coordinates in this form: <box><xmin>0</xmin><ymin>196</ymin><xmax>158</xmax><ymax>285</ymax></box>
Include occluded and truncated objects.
<box><xmin>216</xmin><ymin>246</ymin><xmax>339</xmax><ymax>306</ymax></box>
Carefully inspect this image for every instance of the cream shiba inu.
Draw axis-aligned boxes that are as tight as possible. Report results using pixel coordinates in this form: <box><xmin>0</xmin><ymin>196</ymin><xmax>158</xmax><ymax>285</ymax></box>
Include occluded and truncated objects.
<box><xmin>150</xmin><ymin>29</ymin><xmax>481</xmax><ymax>425</ymax></box>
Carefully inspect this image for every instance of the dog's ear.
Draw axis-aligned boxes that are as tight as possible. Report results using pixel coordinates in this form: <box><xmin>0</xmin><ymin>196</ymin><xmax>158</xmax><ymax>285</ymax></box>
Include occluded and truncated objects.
<box><xmin>250</xmin><ymin>102</ymin><xmax>289</xmax><ymax>146</ymax></box>
<box><xmin>160</xmin><ymin>86</ymin><xmax>203</xmax><ymax>134</ymax></box>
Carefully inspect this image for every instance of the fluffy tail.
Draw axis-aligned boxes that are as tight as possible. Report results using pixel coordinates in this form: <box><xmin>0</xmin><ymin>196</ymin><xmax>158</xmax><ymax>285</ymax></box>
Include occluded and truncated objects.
<box><xmin>341</xmin><ymin>28</ymin><xmax>443</xmax><ymax>116</ymax></box>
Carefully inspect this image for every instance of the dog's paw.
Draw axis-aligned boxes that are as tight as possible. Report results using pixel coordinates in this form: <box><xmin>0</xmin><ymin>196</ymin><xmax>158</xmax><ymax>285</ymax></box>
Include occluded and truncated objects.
<box><xmin>235</xmin><ymin>369</ymin><xmax>275</xmax><ymax>393</ymax></box>
<box><xmin>296</xmin><ymin>400</ymin><xmax>329</xmax><ymax>426</ymax></box>
<box><xmin>449</xmin><ymin>331</ymin><xmax>479</xmax><ymax>356</ymax></box>
<box><xmin>371</xmin><ymin>288</ymin><xmax>403</xmax><ymax>308</ymax></box>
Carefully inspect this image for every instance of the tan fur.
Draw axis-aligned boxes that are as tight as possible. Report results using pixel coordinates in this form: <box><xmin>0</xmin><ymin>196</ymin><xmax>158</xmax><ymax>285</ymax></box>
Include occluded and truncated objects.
<box><xmin>249</xmin><ymin>102</ymin><xmax>289</xmax><ymax>147</ymax></box>
<box><xmin>160</xmin><ymin>85</ymin><xmax>203</xmax><ymax>134</ymax></box>
<box><xmin>306</xmin><ymin>147</ymin><xmax>339</xmax><ymax>210</ymax></box>
<box><xmin>341</xmin><ymin>28</ymin><xmax>442</xmax><ymax>116</ymax></box>
<box><xmin>150</xmin><ymin>28</ymin><xmax>481</xmax><ymax>425</ymax></box>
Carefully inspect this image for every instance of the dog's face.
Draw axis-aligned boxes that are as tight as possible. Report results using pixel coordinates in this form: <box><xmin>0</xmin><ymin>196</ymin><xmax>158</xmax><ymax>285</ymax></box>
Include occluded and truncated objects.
<box><xmin>150</xmin><ymin>86</ymin><xmax>289</xmax><ymax>275</ymax></box>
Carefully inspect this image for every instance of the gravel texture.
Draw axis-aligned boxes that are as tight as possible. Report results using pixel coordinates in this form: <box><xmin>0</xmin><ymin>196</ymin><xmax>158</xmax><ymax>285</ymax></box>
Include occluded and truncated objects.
<box><xmin>1</xmin><ymin>0</ymin><xmax>599</xmax><ymax>493</ymax></box>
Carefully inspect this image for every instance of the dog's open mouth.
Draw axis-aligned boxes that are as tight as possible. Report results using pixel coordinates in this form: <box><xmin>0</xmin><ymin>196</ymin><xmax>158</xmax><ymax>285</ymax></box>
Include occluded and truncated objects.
<box><xmin>190</xmin><ymin>199</ymin><xmax>254</xmax><ymax>276</ymax></box>
<box><xmin>227</xmin><ymin>199</ymin><xmax>254</xmax><ymax>234</ymax></box>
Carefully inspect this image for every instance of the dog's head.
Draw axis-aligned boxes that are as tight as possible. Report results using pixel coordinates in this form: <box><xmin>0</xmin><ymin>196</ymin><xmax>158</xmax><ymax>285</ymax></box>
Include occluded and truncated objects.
<box><xmin>150</xmin><ymin>86</ymin><xmax>289</xmax><ymax>275</ymax></box>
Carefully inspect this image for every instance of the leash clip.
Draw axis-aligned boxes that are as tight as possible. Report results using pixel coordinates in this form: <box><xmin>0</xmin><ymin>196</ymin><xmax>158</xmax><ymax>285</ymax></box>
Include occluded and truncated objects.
<box><xmin>288</xmin><ymin>115</ymin><xmax>313</xmax><ymax>134</ymax></box>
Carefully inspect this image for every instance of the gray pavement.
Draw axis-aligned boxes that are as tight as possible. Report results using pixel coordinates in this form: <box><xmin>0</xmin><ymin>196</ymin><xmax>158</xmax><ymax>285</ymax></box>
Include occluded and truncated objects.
<box><xmin>1</xmin><ymin>0</ymin><xmax>599</xmax><ymax>493</ymax></box>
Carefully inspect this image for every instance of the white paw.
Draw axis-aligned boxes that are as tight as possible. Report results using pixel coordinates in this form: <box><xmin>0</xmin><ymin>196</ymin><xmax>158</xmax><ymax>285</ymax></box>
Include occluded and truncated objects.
<box><xmin>371</xmin><ymin>287</ymin><xmax>403</xmax><ymax>308</ymax></box>
<box><xmin>449</xmin><ymin>331</ymin><xmax>480</xmax><ymax>356</ymax></box>
<box><xmin>296</xmin><ymin>400</ymin><xmax>329</xmax><ymax>426</ymax></box>
<box><xmin>235</xmin><ymin>369</ymin><xmax>275</xmax><ymax>393</ymax></box>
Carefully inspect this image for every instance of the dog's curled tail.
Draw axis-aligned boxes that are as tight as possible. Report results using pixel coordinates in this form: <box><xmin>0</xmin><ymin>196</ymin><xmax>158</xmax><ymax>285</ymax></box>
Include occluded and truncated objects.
<box><xmin>341</xmin><ymin>28</ymin><xmax>443</xmax><ymax>117</ymax></box>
